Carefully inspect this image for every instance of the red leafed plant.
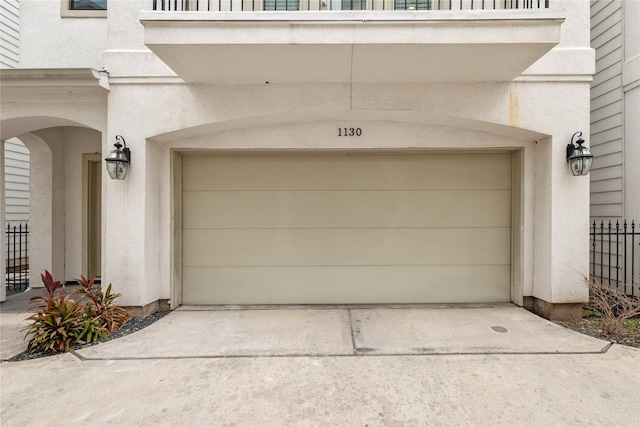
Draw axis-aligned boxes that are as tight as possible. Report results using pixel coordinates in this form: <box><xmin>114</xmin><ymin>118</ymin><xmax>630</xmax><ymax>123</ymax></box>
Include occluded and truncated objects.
<box><xmin>75</xmin><ymin>275</ymin><xmax>131</xmax><ymax>334</ymax></box>
<box><xmin>23</xmin><ymin>270</ymin><xmax>89</xmax><ymax>353</ymax></box>
<box><xmin>22</xmin><ymin>270</ymin><xmax>130</xmax><ymax>354</ymax></box>
<box><xmin>40</xmin><ymin>270</ymin><xmax>61</xmax><ymax>299</ymax></box>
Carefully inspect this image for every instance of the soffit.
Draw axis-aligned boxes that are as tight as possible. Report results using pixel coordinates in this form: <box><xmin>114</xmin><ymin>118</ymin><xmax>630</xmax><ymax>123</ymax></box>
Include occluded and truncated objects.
<box><xmin>141</xmin><ymin>10</ymin><xmax>564</xmax><ymax>83</ymax></box>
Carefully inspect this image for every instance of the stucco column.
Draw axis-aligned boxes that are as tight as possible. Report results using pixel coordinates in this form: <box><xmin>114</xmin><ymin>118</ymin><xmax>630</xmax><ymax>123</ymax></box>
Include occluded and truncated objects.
<box><xmin>20</xmin><ymin>133</ymin><xmax>54</xmax><ymax>288</ymax></box>
<box><xmin>142</xmin><ymin>141</ymin><xmax>162</xmax><ymax>308</ymax></box>
<box><xmin>101</xmin><ymin>134</ymin><xmax>164</xmax><ymax>314</ymax></box>
<box><xmin>531</xmin><ymin>129</ymin><xmax>591</xmax><ymax>320</ymax></box>
<box><xmin>102</xmin><ymin>127</ymin><xmax>152</xmax><ymax>311</ymax></box>
<box><xmin>550</xmin><ymin>134</ymin><xmax>591</xmax><ymax>303</ymax></box>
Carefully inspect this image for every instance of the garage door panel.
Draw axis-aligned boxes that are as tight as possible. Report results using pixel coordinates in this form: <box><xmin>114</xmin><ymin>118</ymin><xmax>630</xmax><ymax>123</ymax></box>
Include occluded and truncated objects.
<box><xmin>182</xmin><ymin>153</ymin><xmax>511</xmax><ymax>191</ymax></box>
<box><xmin>182</xmin><ymin>152</ymin><xmax>512</xmax><ymax>304</ymax></box>
<box><xmin>183</xmin><ymin>189</ymin><xmax>512</xmax><ymax>229</ymax></box>
<box><xmin>183</xmin><ymin>228</ymin><xmax>511</xmax><ymax>267</ymax></box>
<box><xmin>182</xmin><ymin>265</ymin><xmax>511</xmax><ymax>305</ymax></box>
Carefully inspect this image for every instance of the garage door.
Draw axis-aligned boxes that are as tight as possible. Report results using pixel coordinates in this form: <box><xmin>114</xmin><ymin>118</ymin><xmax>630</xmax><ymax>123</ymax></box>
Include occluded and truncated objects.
<box><xmin>181</xmin><ymin>152</ymin><xmax>511</xmax><ymax>304</ymax></box>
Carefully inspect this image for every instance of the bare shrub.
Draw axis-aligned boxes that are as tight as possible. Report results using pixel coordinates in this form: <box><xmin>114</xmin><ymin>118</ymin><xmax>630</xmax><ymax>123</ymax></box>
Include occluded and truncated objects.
<box><xmin>586</xmin><ymin>278</ymin><xmax>640</xmax><ymax>335</ymax></box>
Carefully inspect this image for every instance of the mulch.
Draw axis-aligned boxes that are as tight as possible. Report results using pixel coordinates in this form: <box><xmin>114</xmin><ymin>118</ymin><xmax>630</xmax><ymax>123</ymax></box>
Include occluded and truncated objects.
<box><xmin>555</xmin><ymin>315</ymin><xmax>640</xmax><ymax>348</ymax></box>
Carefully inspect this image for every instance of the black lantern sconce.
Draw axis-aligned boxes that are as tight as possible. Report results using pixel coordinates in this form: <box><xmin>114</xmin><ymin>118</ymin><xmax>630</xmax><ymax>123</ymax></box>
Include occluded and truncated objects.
<box><xmin>566</xmin><ymin>131</ymin><xmax>593</xmax><ymax>176</ymax></box>
<box><xmin>105</xmin><ymin>135</ymin><xmax>131</xmax><ymax>180</ymax></box>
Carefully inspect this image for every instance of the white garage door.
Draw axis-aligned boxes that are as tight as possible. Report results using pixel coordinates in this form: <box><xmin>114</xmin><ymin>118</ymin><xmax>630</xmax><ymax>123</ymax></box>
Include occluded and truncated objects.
<box><xmin>181</xmin><ymin>152</ymin><xmax>512</xmax><ymax>304</ymax></box>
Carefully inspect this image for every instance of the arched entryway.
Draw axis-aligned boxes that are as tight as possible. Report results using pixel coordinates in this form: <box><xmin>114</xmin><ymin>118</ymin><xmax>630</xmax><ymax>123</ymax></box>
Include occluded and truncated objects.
<box><xmin>1</xmin><ymin>120</ymin><xmax>103</xmax><ymax>300</ymax></box>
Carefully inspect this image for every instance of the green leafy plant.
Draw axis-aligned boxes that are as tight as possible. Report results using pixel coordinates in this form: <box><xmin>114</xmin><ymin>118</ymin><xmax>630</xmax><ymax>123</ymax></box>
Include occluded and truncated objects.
<box><xmin>79</xmin><ymin>310</ymin><xmax>110</xmax><ymax>343</ymax></box>
<box><xmin>75</xmin><ymin>275</ymin><xmax>131</xmax><ymax>333</ymax></box>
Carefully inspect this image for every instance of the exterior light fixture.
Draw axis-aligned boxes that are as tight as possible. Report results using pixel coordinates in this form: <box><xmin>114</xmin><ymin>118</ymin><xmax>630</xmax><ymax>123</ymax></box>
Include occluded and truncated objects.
<box><xmin>566</xmin><ymin>131</ymin><xmax>593</xmax><ymax>176</ymax></box>
<box><xmin>105</xmin><ymin>135</ymin><xmax>131</xmax><ymax>180</ymax></box>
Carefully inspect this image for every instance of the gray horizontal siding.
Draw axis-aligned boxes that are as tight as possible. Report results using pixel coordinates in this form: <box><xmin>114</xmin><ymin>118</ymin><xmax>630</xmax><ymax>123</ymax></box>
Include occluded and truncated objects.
<box><xmin>590</xmin><ymin>0</ymin><xmax>623</xmax><ymax>221</ymax></box>
<box><xmin>591</xmin><ymin>151</ymin><xmax>622</xmax><ymax>169</ymax></box>
<box><xmin>590</xmin><ymin>138</ymin><xmax>621</xmax><ymax>157</ymax></box>
<box><xmin>591</xmin><ymin>177</ymin><xmax>622</xmax><ymax>193</ymax></box>
<box><xmin>4</xmin><ymin>139</ymin><xmax>30</xmax><ymax>224</ymax></box>
<box><xmin>590</xmin><ymin>204</ymin><xmax>623</xmax><ymax>219</ymax></box>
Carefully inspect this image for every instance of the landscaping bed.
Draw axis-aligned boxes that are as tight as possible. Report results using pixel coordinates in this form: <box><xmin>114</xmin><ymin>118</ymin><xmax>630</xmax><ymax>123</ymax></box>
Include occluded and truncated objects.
<box><xmin>555</xmin><ymin>310</ymin><xmax>640</xmax><ymax>349</ymax></box>
<box><xmin>9</xmin><ymin>310</ymin><xmax>170</xmax><ymax>361</ymax></box>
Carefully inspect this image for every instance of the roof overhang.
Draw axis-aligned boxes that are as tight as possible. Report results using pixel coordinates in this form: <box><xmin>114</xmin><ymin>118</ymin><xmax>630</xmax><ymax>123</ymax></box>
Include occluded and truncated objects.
<box><xmin>0</xmin><ymin>68</ymin><xmax>109</xmax><ymax>98</ymax></box>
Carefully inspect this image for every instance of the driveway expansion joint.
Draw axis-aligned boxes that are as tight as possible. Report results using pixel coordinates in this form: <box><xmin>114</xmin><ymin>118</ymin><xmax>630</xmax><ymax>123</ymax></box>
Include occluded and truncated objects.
<box><xmin>346</xmin><ymin>308</ymin><xmax>357</xmax><ymax>355</ymax></box>
<box><xmin>72</xmin><ymin>346</ymin><xmax>618</xmax><ymax>362</ymax></box>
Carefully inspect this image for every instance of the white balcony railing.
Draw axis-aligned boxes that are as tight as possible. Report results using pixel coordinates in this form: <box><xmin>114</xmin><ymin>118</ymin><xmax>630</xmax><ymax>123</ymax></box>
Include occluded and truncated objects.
<box><xmin>152</xmin><ymin>0</ymin><xmax>550</xmax><ymax>12</ymax></box>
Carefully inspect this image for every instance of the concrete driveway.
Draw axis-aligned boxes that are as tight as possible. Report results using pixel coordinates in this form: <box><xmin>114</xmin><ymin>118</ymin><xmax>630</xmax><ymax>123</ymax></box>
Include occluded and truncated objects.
<box><xmin>1</xmin><ymin>296</ymin><xmax>639</xmax><ymax>426</ymax></box>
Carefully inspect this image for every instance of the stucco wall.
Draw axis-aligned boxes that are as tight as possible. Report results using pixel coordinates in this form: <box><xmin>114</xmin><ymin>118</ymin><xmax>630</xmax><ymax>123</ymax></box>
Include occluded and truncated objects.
<box><xmin>10</xmin><ymin>127</ymin><xmax>101</xmax><ymax>286</ymax></box>
<box><xmin>104</xmin><ymin>0</ymin><xmax>176</xmax><ymax>78</ymax></box>
<box><xmin>18</xmin><ymin>0</ymin><xmax>107</xmax><ymax>69</ymax></box>
<box><xmin>101</xmin><ymin>77</ymin><xmax>591</xmax><ymax>307</ymax></box>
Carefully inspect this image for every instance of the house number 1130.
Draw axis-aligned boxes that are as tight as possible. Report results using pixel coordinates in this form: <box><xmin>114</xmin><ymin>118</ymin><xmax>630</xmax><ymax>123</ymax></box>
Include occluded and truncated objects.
<box><xmin>338</xmin><ymin>127</ymin><xmax>362</xmax><ymax>137</ymax></box>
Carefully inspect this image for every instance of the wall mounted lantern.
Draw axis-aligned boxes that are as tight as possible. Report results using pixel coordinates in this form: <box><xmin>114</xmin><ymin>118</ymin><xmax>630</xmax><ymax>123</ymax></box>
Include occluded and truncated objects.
<box><xmin>105</xmin><ymin>135</ymin><xmax>131</xmax><ymax>180</ymax></box>
<box><xmin>566</xmin><ymin>131</ymin><xmax>593</xmax><ymax>176</ymax></box>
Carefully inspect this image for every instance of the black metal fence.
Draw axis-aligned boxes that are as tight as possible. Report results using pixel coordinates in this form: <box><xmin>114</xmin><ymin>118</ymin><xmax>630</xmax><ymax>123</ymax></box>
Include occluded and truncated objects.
<box><xmin>153</xmin><ymin>0</ymin><xmax>549</xmax><ymax>12</ymax></box>
<box><xmin>5</xmin><ymin>223</ymin><xmax>29</xmax><ymax>296</ymax></box>
<box><xmin>591</xmin><ymin>220</ymin><xmax>639</xmax><ymax>297</ymax></box>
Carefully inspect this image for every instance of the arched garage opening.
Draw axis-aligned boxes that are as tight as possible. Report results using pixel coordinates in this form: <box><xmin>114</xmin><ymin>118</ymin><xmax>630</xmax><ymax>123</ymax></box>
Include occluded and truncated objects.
<box><xmin>151</xmin><ymin>114</ymin><xmax>544</xmax><ymax>309</ymax></box>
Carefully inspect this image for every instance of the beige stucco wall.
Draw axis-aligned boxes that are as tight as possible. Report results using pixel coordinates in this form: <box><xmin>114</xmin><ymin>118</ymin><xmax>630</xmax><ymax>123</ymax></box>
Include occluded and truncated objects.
<box><xmin>104</xmin><ymin>0</ymin><xmax>177</xmax><ymax>78</ymax></box>
<box><xmin>97</xmin><ymin>0</ymin><xmax>594</xmax><ymax>308</ymax></box>
<box><xmin>16</xmin><ymin>128</ymin><xmax>102</xmax><ymax>285</ymax></box>
<box><xmin>18</xmin><ymin>0</ymin><xmax>107</xmax><ymax>69</ymax></box>
<box><xmin>100</xmin><ymin>77</ymin><xmax>592</xmax><ymax>307</ymax></box>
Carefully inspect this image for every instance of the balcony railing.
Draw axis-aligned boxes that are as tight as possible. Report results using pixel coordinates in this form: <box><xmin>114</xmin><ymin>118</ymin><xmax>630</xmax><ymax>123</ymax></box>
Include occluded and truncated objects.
<box><xmin>152</xmin><ymin>0</ymin><xmax>550</xmax><ymax>12</ymax></box>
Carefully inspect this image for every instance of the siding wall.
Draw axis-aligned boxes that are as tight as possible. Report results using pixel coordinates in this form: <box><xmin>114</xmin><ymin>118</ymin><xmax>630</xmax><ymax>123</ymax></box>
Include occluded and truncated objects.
<box><xmin>589</xmin><ymin>0</ymin><xmax>640</xmax><ymax>295</ymax></box>
<box><xmin>4</xmin><ymin>139</ymin><xmax>30</xmax><ymax>224</ymax></box>
<box><xmin>0</xmin><ymin>0</ymin><xmax>19</xmax><ymax>68</ymax></box>
<box><xmin>590</xmin><ymin>0</ymin><xmax>624</xmax><ymax>221</ymax></box>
